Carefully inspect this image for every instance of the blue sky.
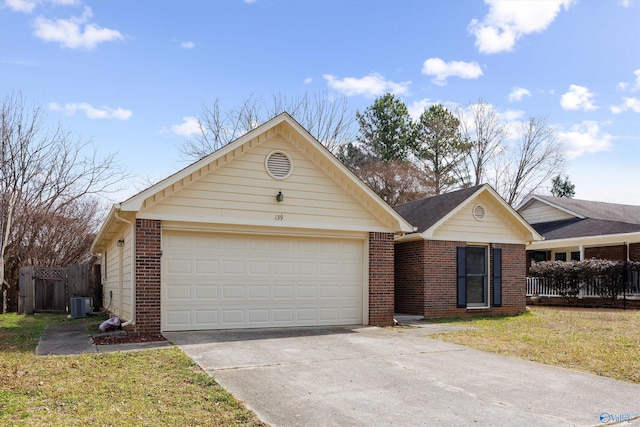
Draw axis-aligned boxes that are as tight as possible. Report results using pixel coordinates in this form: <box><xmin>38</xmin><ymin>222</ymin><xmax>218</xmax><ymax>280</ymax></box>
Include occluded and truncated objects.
<box><xmin>2</xmin><ymin>0</ymin><xmax>639</xmax><ymax>206</ymax></box>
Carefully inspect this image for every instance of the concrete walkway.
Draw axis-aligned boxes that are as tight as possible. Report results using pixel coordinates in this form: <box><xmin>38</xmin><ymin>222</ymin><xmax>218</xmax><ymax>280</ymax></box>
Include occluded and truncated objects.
<box><xmin>36</xmin><ymin>321</ymin><xmax>172</xmax><ymax>356</ymax></box>
<box><xmin>165</xmin><ymin>324</ymin><xmax>640</xmax><ymax>427</ymax></box>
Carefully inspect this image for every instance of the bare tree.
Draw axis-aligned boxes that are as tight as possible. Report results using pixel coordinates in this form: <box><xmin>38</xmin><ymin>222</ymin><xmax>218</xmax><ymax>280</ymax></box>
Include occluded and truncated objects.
<box><xmin>490</xmin><ymin>116</ymin><xmax>565</xmax><ymax>206</ymax></box>
<box><xmin>0</xmin><ymin>93</ymin><xmax>126</xmax><ymax>312</ymax></box>
<box><xmin>356</xmin><ymin>160</ymin><xmax>432</xmax><ymax>206</ymax></box>
<box><xmin>180</xmin><ymin>91</ymin><xmax>356</xmax><ymax>161</ymax></box>
<box><xmin>457</xmin><ymin>99</ymin><xmax>509</xmax><ymax>186</ymax></box>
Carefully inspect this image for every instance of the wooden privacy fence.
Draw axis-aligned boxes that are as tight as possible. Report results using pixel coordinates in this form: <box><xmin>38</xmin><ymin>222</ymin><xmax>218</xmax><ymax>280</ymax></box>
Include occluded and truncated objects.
<box><xmin>18</xmin><ymin>264</ymin><xmax>100</xmax><ymax>315</ymax></box>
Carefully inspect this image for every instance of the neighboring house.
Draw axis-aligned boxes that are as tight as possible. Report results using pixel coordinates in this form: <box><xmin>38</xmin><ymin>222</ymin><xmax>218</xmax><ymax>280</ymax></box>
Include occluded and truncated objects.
<box><xmin>91</xmin><ymin>113</ymin><xmax>413</xmax><ymax>334</ymax></box>
<box><xmin>517</xmin><ymin>195</ymin><xmax>640</xmax><ymax>266</ymax></box>
<box><xmin>394</xmin><ymin>184</ymin><xmax>542</xmax><ymax>318</ymax></box>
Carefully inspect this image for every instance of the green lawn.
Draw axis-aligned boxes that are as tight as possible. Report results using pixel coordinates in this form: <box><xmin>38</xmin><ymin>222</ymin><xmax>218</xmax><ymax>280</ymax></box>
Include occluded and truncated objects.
<box><xmin>432</xmin><ymin>306</ymin><xmax>640</xmax><ymax>384</ymax></box>
<box><xmin>0</xmin><ymin>313</ymin><xmax>265</xmax><ymax>426</ymax></box>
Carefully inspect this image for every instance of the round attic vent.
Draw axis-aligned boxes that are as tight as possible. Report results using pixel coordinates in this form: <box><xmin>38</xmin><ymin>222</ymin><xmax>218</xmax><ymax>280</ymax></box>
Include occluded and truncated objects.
<box><xmin>265</xmin><ymin>151</ymin><xmax>293</xmax><ymax>179</ymax></box>
<box><xmin>473</xmin><ymin>204</ymin><xmax>486</xmax><ymax>221</ymax></box>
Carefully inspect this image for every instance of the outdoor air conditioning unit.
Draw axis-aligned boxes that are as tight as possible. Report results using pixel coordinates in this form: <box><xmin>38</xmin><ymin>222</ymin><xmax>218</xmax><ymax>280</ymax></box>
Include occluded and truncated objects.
<box><xmin>70</xmin><ymin>297</ymin><xmax>92</xmax><ymax>319</ymax></box>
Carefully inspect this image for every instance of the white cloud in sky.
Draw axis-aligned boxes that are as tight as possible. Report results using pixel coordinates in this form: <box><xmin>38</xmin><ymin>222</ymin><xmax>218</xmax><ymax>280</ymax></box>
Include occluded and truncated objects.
<box><xmin>560</xmin><ymin>85</ymin><xmax>597</xmax><ymax>111</ymax></box>
<box><xmin>634</xmin><ymin>69</ymin><xmax>640</xmax><ymax>91</ymax></box>
<box><xmin>611</xmin><ymin>97</ymin><xmax>640</xmax><ymax>114</ymax></box>
<box><xmin>180</xmin><ymin>41</ymin><xmax>195</xmax><ymax>49</ymax></box>
<box><xmin>5</xmin><ymin>0</ymin><xmax>37</xmax><ymax>13</ymax></box>
<box><xmin>244</xmin><ymin>0</ymin><xmax>257</xmax><ymax>3</ymax></box>
<box><xmin>468</xmin><ymin>0</ymin><xmax>575</xmax><ymax>54</ymax></box>
<box><xmin>557</xmin><ymin>121</ymin><xmax>612</xmax><ymax>159</ymax></box>
<box><xmin>48</xmin><ymin>102</ymin><xmax>132</xmax><ymax>120</ymax></box>
<box><xmin>171</xmin><ymin>116</ymin><xmax>201</xmax><ymax>137</ymax></box>
<box><xmin>303</xmin><ymin>77</ymin><xmax>312</xmax><ymax>85</ymax></box>
<box><xmin>33</xmin><ymin>6</ymin><xmax>124</xmax><ymax>49</ymax></box>
<box><xmin>619</xmin><ymin>0</ymin><xmax>632</xmax><ymax>7</ymax></box>
<box><xmin>407</xmin><ymin>98</ymin><xmax>435</xmax><ymax>119</ymax></box>
<box><xmin>5</xmin><ymin>0</ymin><xmax>81</xmax><ymax>13</ymax></box>
<box><xmin>501</xmin><ymin>109</ymin><xmax>525</xmax><ymax>121</ymax></box>
<box><xmin>508</xmin><ymin>87</ymin><xmax>531</xmax><ymax>102</ymax></box>
<box><xmin>323</xmin><ymin>73</ymin><xmax>410</xmax><ymax>97</ymax></box>
<box><xmin>421</xmin><ymin>58</ymin><xmax>483</xmax><ymax>86</ymax></box>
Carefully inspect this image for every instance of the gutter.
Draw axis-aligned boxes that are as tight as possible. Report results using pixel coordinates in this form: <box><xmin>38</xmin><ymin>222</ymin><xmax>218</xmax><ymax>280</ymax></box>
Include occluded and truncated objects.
<box><xmin>114</xmin><ymin>211</ymin><xmax>136</xmax><ymax>327</ymax></box>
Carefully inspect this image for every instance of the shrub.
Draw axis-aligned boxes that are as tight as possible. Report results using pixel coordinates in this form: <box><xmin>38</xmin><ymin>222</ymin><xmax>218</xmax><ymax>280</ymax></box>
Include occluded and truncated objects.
<box><xmin>529</xmin><ymin>258</ymin><xmax>627</xmax><ymax>303</ymax></box>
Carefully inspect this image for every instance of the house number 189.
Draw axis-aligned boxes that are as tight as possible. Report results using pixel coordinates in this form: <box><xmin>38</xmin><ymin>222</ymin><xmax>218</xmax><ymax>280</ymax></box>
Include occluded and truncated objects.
<box><xmin>275</xmin><ymin>214</ymin><xmax>284</xmax><ymax>220</ymax></box>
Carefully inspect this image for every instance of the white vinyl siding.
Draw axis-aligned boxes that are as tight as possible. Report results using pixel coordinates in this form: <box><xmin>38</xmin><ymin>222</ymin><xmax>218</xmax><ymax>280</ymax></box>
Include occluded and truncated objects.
<box><xmin>141</xmin><ymin>136</ymin><xmax>387</xmax><ymax>231</ymax></box>
<box><xmin>433</xmin><ymin>192</ymin><xmax>529</xmax><ymax>244</ymax></box>
<box><xmin>101</xmin><ymin>227</ymin><xmax>134</xmax><ymax>321</ymax></box>
<box><xmin>162</xmin><ymin>230</ymin><xmax>365</xmax><ymax>331</ymax></box>
<box><xmin>519</xmin><ymin>199</ymin><xmax>577</xmax><ymax>224</ymax></box>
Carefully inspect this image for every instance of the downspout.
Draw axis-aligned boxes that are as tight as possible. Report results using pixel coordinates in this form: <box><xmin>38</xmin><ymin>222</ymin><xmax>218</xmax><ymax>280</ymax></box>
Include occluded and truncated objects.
<box><xmin>114</xmin><ymin>211</ymin><xmax>135</xmax><ymax>327</ymax></box>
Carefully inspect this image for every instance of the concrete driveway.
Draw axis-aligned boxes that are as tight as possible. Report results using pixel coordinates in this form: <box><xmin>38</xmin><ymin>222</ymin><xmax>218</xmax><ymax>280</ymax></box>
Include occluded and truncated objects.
<box><xmin>165</xmin><ymin>324</ymin><xmax>640</xmax><ymax>427</ymax></box>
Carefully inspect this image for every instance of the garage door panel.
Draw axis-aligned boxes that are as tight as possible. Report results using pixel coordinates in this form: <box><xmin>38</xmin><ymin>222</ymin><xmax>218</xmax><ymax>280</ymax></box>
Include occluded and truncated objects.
<box><xmin>162</xmin><ymin>231</ymin><xmax>364</xmax><ymax>331</ymax></box>
<box><xmin>195</xmin><ymin>284</ymin><xmax>218</xmax><ymax>299</ymax></box>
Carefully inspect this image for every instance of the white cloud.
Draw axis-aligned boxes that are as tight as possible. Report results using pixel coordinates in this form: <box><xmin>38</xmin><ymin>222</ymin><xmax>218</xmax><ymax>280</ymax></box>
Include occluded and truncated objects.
<box><xmin>619</xmin><ymin>0</ymin><xmax>632</xmax><ymax>7</ymax></box>
<box><xmin>611</xmin><ymin>97</ymin><xmax>640</xmax><ymax>114</ymax></box>
<box><xmin>5</xmin><ymin>0</ymin><xmax>37</xmax><ymax>13</ymax></box>
<box><xmin>468</xmin><ymin>0</ymin><xmax>575</xmax><ymax>54</ymax></box>
<box><xmin>634</xmin><ymin>69</ymin><xmax>640</xmax><ymax>91</ymax></box>
<box><xmin>48</xmin><ymin>102</ymin><xmax>132</xmax><ymax>120</ymax></box>
<box><xmin>557</xmin><ymin>121</ymin><xmax>612</xmax><ymax>159</ymax></box>
<box><xmin>407</xmin><ymin>98</ymin><xmax>435</xmax><ymax>119</ymax></box>
<box><xmin>508</xmin><ymin>87</ymin><xmax>531</xmax><ymax>102</ymax></box>
<box><xmin>323</xmin><ymin>73</ymin><xmax>410</xmax><ymax>97</ymax></box>
<box><xmin>501</xmin><ymin>109</ymin><xmax>525</xmax><ymax>121</ymax></box>
<box><xmin>180</xmin><ymin>41</ymin><xmax>195</xmax><ymax>49</ymax></box>
<box><xmin>3</xmin><ymin>0</ymin><xmax>80</xmax><ymax>14</ymax></box>
<box><xmin>171</xmin><ymin>116</ymin><xmax>201</xmax><ymax>137</ymax></box>
<box><xmin>617</xmin><ymin>82</ymin><xmax>629</xmax><ymax>91</ymax></box>
<box><xmin>303</xmin><ymin>77</ymin><xmax>312</xmax><ymax>85</ymax></box>
<box><xmin>421</xmin><ymin>58</ymin><xmax>483</xmax><ymax>86</ymax></box>
<box><xmin>244</xmin><ymin>0</ymin><xmax>257</xmax><ymax>3</ymax></box>
<box><xmin>560</xmin><ymin>85</ymin><xmax>597</xmax><ymax>111</ymax></box>
<box><xmin>33</xmin><ymin>6</ymin><xmax>124</xmax><ymax>49</ymax></box>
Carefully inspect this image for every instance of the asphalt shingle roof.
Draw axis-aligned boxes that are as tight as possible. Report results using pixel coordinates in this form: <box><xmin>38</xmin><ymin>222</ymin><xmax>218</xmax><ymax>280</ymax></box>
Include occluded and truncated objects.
<box><xmin>394</xmin><ymin>185</ymin><xmax>484</xmax><ymax>233</ymax></box>
<box><xmin>534</xmin><ymin>195</ymin><xmax>640</xmax><ymax>224</ymax></box>
<box><xmin>528</xmin><ymin>196</ymin><xmax>640</xmax><ymax>240</ymax></box>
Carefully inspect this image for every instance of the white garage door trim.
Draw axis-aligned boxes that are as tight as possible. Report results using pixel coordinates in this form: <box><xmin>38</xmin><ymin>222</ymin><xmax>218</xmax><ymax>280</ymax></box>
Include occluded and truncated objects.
<box><xmin>161</xmin><ymin>229</ymin><xmax>368</xmax><ymax>331</ymax></box>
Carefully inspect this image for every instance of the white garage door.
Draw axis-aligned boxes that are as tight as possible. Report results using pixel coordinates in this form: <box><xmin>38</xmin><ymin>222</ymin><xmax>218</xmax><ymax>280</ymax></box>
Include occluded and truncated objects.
<box><xmin>162</xmin><ymin>231</ymin><xmax>365</xmax><ymax>331</ymax></box>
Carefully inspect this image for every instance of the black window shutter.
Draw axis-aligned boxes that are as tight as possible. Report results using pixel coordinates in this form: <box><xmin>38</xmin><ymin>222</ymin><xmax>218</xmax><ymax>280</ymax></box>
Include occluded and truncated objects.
<box><xmin>456</xmin><ymin>247</ymin><xmax>466</xmax><ymax>308</ymax></box>
<box><xmin>492</xmin><ymin>248</ymin><xmax>502</xmax><ymax>307</ymax></box>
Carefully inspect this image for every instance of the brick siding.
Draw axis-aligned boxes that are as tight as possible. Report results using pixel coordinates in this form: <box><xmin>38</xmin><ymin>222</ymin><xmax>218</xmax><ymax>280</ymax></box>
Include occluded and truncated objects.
<box><xmin>394</xmin><ymin>240</ymin><xmax>425</xmax><ymax>315</ymax></box>
<box><xmin>368</xmin><ymin>232</ymin><xmax>395</xmax><ymax>326</ymax></box>
<box><xmin>395</xmin><ymin>240</ymin><xmax>526</xmax><ymax>319</ymax></box>
<box><xmin>134</xmin><ymin>219</ymin><xmax>162</xmax><ymax>334</ymax></box>
<box><xmin>630</xmin><ymin>243</ymin><xmax>640</xmax><ymax>262</ymax></box>
<box><xmin>585</xmin><ymin>245</ymin><xmax>626</xmax><ymax>262</ymax></box>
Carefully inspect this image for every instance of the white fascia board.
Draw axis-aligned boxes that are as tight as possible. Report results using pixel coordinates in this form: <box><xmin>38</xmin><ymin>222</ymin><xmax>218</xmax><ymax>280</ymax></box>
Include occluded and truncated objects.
<box><xmin>422</xmin><ymin>184</ymin><xmax>542</xmax><ymax>241</ymax></box>
<box><xmin>527</xmin><ymin>231</ymin><xmax>640</xmax><ymax>250</ymax></box>
<box><xmin>90</xmin><ymin>204</ymin><xmax>121</xmax><ymax>253</ymax></box>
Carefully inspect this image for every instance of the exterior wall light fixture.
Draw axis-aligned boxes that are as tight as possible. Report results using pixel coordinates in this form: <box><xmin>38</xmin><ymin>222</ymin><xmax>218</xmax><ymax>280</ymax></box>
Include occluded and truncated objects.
<box><xmin>117</xmin><ymin>239</ymin><xmax>125</xmax><ymax>247</ymax></box>
<box><xmin>276</xmin><ymin>191</ymin><xmax>284</xmax><ymax>202</ymax></box>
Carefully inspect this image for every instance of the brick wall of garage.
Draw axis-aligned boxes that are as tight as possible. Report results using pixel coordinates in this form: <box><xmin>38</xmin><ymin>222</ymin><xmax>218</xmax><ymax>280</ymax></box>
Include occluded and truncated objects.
<box><xmin>134</xmin><ymin>219</ymin><xmax>162</xmax><ymax>334</ymax></box>
<box><xmin>369</xmin><ymin>232</ymin><xmax>395</xmax><ymax>326</ymax></box>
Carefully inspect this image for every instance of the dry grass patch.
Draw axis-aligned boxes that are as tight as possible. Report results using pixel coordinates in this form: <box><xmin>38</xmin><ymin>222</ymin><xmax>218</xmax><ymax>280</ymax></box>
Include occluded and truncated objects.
<box><xmin>0</xmin><ymin>313</ymin><xmax>265</xmax><ymax>426</ymax></box>
<box><xmin>432</xmin><ymin>307</ymin><xmax>640</xmax><ymax>384</ymax></box>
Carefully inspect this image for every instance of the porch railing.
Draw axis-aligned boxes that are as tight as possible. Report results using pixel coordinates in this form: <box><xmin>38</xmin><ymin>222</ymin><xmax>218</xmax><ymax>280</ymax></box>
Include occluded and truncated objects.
<box><xmin>526</xmin><ymin>271</ymin><xmax>640</xmax><ymax>297</ymax></box>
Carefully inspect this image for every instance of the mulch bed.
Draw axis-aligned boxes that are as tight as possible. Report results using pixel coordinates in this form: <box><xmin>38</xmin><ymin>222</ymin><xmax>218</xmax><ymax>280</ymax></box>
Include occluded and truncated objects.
<box><xmin>92</xmin><ymin>334</ymin><xmax>167</xmax><ymax>345</ymax></box>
